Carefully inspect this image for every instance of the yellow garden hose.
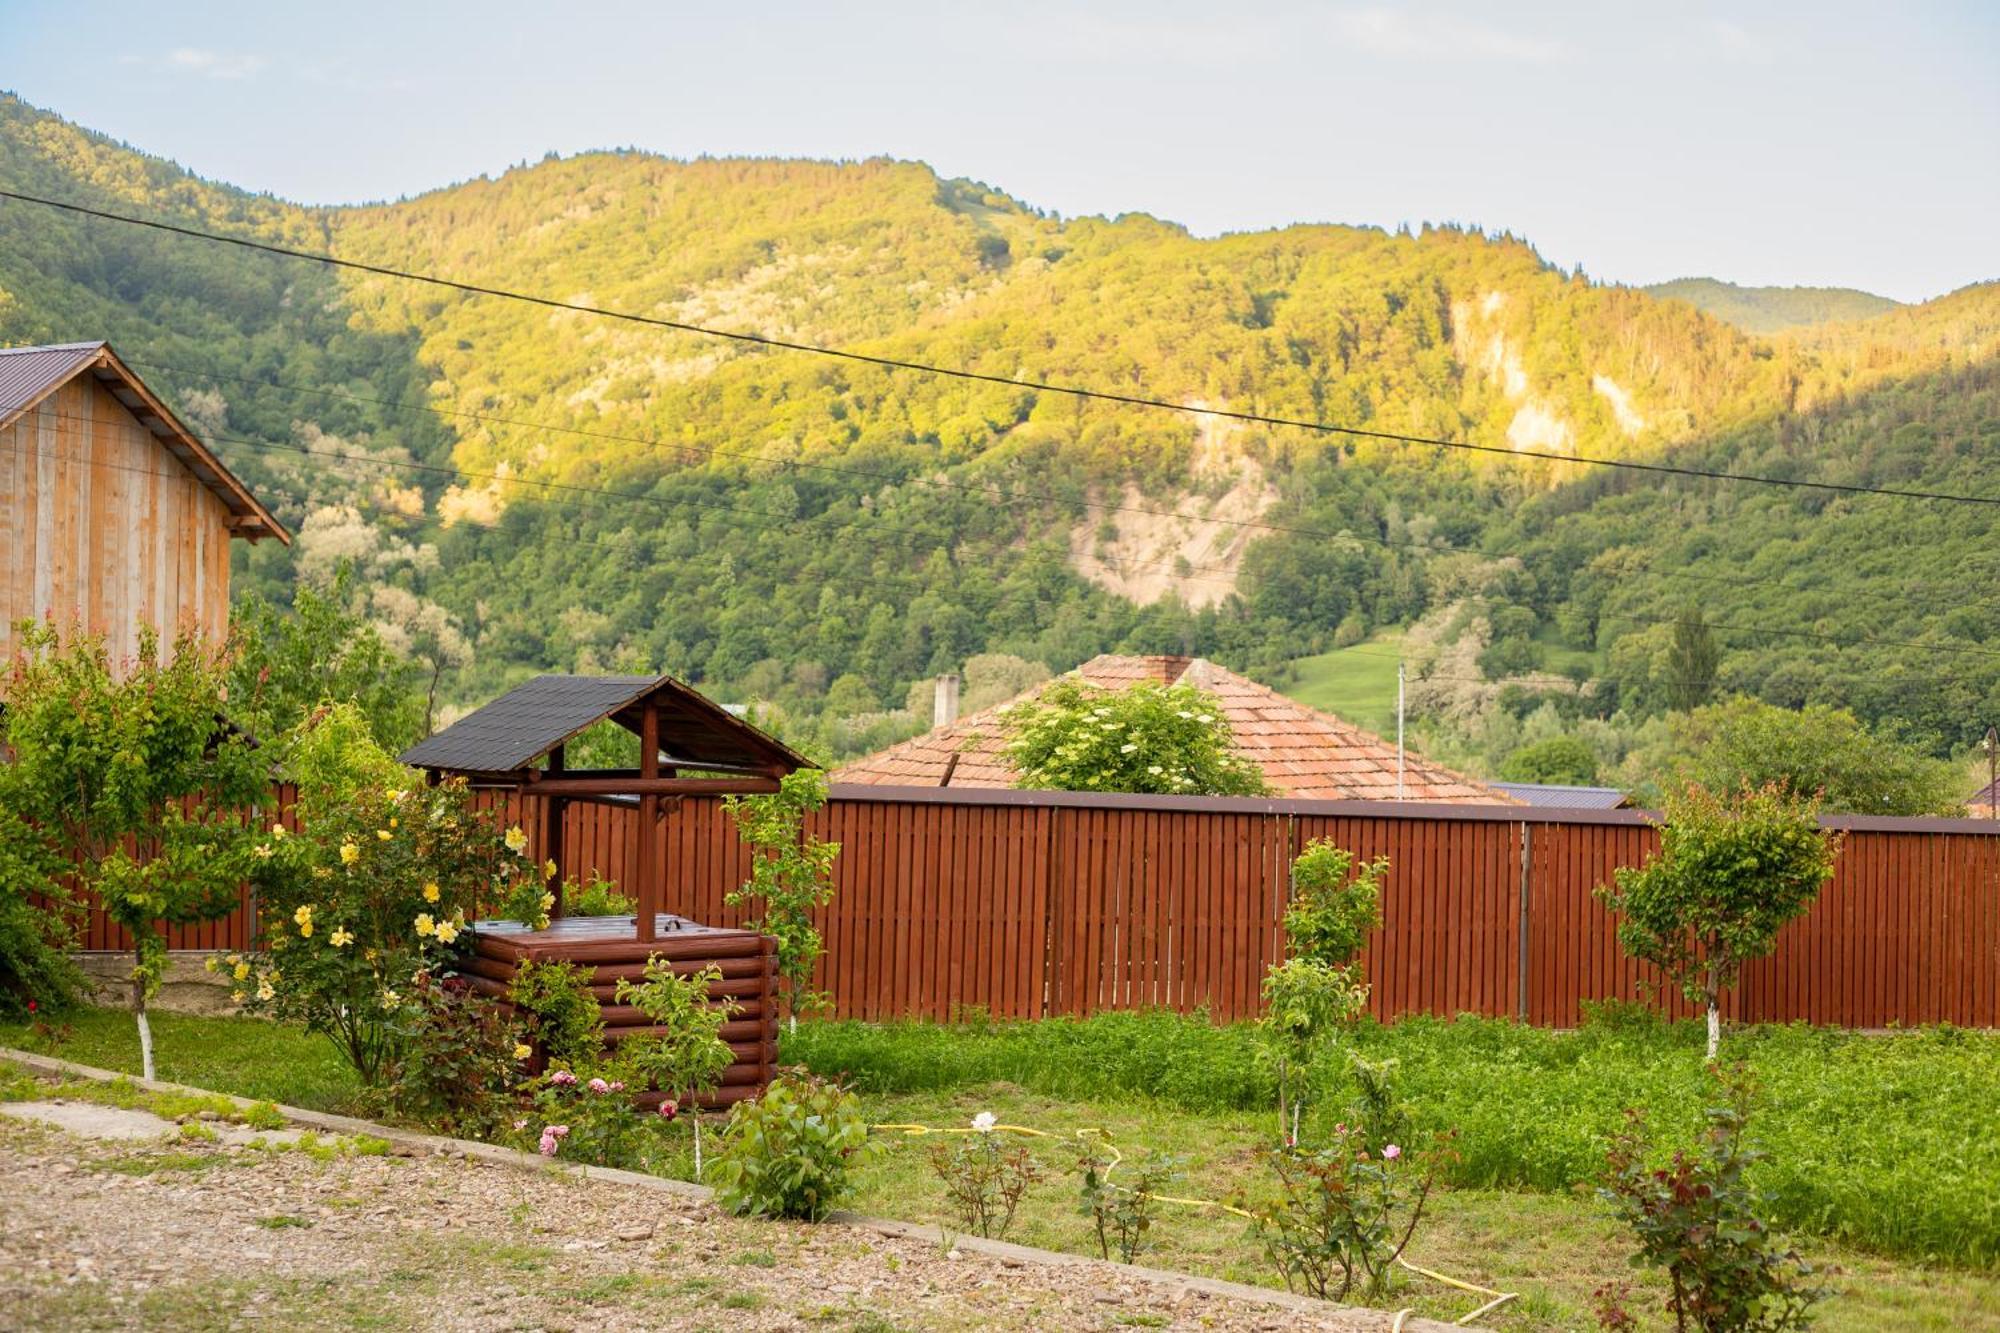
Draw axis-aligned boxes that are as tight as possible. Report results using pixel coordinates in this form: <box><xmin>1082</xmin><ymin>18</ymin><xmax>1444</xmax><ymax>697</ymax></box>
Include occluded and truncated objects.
<box><xmin>871</xmin><ymin>1121</ymin><xmax>1517</xmax><ymax>1325</ymax></box>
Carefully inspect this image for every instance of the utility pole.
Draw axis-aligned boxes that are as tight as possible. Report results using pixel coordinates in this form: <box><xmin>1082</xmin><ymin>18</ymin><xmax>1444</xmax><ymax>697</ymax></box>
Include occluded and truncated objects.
<box><xmin>1396</xmin><ymin>660</ymin><xmax>1406</xmax><ymax>801</ymax></box>
<box><xmin>1985</xmin><ymin>727</ymin><xmax>1998</xmax><ymax>821</ymax></box>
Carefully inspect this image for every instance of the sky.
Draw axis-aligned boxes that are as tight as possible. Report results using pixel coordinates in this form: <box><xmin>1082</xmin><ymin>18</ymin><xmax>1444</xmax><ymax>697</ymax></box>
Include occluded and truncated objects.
<box><xmin>2</xmin><ymin>2</ymin><xmax>1995</xmax><ymax>302</ymax></box>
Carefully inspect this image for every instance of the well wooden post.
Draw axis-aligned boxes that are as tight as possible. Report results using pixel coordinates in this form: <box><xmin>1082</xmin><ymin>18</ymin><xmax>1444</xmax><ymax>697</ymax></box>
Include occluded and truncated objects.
<box><xmin>636</xmin><ymin>703</ymin><xmax>660</xmax><ymax>943</ymax></box>
<box><xmin>544</xmin><ymin>745</ymin><xmax>567</xmax><ymax>920</ymax></box>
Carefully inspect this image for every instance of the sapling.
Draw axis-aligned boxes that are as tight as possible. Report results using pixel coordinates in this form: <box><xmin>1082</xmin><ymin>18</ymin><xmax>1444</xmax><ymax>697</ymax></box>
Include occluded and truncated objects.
<box><xmin>616</xmin><ymin>958</ymin><xmax>737</xmax><ymax>1175</ymax></box>
<box><xmin>724</xmin><ymin>770</ymin><xmax>840</xmax><ymax>1032</ymax></box>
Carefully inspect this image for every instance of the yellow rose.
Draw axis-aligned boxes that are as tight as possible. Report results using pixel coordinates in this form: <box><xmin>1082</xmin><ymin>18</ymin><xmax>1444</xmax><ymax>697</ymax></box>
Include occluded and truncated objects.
<box><xmin>204</xmin><ymin>955</ymin><xmax>219</xmax><ymax>974</ymax></box>
<box><xmin>298</xmin><ymin>920</ymin><xmax>313</xmax><ymax>938</ymax></box>
<box><xmin>256</xmin><ymin>978</ymin><xmax>275</xmax><ymax>1001</ymax></box>
<box><xmin>504</xmin><ymin>825</ymin><xmax>529</xmax><ymax>853</ymax></box>
<box><xmin>293</xmin><ymin>905</ymin><xmax>313</xmax><ymax>926</ymax></box>
<box><xmin>543</xmin><ymin>859</ymin><xmax>558</xmax><ymax>880</ymax></box>
<box><xmin>414</xmin><ymin>913</ymin><xmax>435</xmax><ymax>937</ymax></box>
<box><xmin>339</xmin><ymin>843</ymin><xmax>360</xmax><ymax>865</ymax></box>
<box><xmin>270</xmin><ymin>824</ymin><xmax>288</xmax><ymax>839</ymax></box>
<box><xmin>329</xmin><ymin>926</ymin><xmax>354</xmax><ymax>948</ymax></box>
<box><xmin>233</xmin><ymin>961</ymin><xmax>251</xmax><ymax>982</ymax></box>
<box><xmin>513</xmin><ymin>1044</ymin><xmax>533</xmax><ymax>1061</ymax></box>
<box><xmin>380</xmin><ymin>989</ymin><xmax>399</xmax><ymax>1007</ymax></box>
<box><xmin>422</xmin><ymin>882</ymin><xmax>440</xmax><ymax>903</ymax></box>
<box><xmin>376</xmin><ymin>829</ymin><xmax>392</xmax><ymax>841</ymax></box>
<box><xmin>389</xmin><ymin>817</ymin><xmax>399</xmax><ymax>829</ymax></box>
<box><xmin>230</xmin><ymin>990</ymin><xmax>245</xmax><ymax>1005</ymax></box>
<box><xmin>434</xmin><ymin>919</ymin><xmax>460</xmax><ymax>945</ymax></box>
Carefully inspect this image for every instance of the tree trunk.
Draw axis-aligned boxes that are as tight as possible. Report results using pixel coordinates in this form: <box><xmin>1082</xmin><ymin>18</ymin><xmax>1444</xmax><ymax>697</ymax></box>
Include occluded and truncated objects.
<box><xmin>1705</xmin><ymin>953</ymin><xmax>1722</xmax><ymax>1062</ymax></box>
<box><xmin>692</xmin><ymin>1114</ymin><xmax>704</xmax><ymax>1178</ymax></box>
<box><xmin>131</xmin><ymin>961</ymin><xmax>155</xmax><ymax>1083</ymax></box>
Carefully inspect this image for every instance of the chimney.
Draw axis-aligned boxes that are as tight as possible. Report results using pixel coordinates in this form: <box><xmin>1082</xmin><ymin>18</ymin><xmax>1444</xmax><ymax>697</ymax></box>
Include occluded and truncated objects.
<box><xmin>933</xmin><ymin>673</ymin><xmax>961</xmax><ymax>728</ymax></box>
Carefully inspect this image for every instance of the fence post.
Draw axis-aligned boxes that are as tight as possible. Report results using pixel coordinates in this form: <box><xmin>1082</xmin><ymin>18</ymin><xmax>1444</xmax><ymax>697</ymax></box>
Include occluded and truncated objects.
<box><xmin>1517</xmin><ymin>821</ymin><xmax>1532</xmax><ymax>1021</ymax></box>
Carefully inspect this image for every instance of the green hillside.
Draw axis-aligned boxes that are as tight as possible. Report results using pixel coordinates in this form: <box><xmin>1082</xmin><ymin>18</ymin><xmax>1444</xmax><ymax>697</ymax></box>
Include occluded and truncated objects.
<box><xmin>1643</xmin><ymin>277</ymin><xmax>1902</xmax><ymax>333</ymax></box>
<box><xmin>3</xmin><ymin>92</ymin><xmax>1997</xmax><ymax>770</ymax></box>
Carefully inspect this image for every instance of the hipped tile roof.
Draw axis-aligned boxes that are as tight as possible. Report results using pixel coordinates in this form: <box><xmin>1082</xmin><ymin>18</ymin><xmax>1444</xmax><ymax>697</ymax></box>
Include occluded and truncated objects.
<box><xmin>835</xmin><ymin>655</ymin><xmax>1510</xmax><ymax>803</ymax></box>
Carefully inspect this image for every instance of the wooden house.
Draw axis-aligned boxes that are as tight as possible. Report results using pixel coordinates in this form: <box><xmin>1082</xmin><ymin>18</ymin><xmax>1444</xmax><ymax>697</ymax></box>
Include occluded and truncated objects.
<box><xmin>0</xmin><ymin>341</ymin><xmax>288</xmax><ymax>667</ymax></box>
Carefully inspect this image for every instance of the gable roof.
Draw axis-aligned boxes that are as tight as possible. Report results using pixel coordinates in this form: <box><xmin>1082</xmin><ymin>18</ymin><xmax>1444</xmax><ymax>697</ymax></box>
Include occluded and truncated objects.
<box><xmin>1492</xmin><ymin>781</ymin><xmax>1631</xmax><ymax>809</ymax></box>
<box><xmin>0</xmin><ymin>341</ymin><xmax>288</xmax><ymax>543</ymax></box>
<box><xmin>400</xmin><ymin>672</ymin><xmax>809</xmax><ymax>778</ymax></box>
<box><xmin>835</xmin><ymin>655</ymin><xmax>1510</xmax><ymax>803</ymax></box>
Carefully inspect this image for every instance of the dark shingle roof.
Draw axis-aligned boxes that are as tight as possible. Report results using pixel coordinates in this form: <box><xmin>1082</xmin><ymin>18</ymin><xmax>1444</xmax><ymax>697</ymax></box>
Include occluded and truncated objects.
<box><xmin>0</xmin><ymin>342</ymin><xmax>106</xmax><ymax>421</ymax></box>
<box><xmin>1491</xmin><ymin>782</ymin><xmax>1632</xmax><ymax>809</ymax></box>
<box><xmin>400</xmin><ymin>673</ymin><xmax>807</xmax><ymax>777</ymax></box>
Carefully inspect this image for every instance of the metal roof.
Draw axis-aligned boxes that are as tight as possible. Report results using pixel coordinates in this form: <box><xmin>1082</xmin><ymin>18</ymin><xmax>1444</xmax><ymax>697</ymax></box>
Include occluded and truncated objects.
<box><xmin>0</xmin><ymin>340</ymin><xmax>289</xmax><ymax>543</ymax></box>
<box><xmin>400</xmin><ymin>672</ymin><xmax>809</xmax><ymax>777</ymax></box>
<box><xmin>1491</xmin><ymin>781</ymin><xmax>1632</xmax><ymax>809</ymax></box>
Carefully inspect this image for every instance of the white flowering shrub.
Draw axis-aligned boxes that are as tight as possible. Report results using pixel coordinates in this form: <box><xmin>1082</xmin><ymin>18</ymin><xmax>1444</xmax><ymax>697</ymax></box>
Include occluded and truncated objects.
<box><xmin>1001</xmin><ymin>680</ymin><xmax>1266</xmax><ymax>796</ymax></box>
<box><xmin>230</xmin><ymin>704</ymin><xmax>551</xmax><ymax>1084</ymax></box>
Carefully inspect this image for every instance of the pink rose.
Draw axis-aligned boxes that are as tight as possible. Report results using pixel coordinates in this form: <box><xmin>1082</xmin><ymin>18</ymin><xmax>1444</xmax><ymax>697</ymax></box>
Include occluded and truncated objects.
<box><xmin>537</xmin><ymin>1132</ymin><xmax>559</xmax><ymax>1157</ymax></box>
<box><xmin>608</xmin><ymin>1081</ymin><xmax>626</xmax><ymax>1093</ymax></box>
<box><xmin>588</xmin><ymin>1077</ymin><xmax>610</xmax><ymax>1094</ymax></box>
<box><xmin>1383</xmin><ymin>1144</ymin><xmax>1403</xmax><ymax>1161</ymax></box>
<box><xmin>549</xmin><ymin>1069</ymin><xmax>577</xmax><ymax>1087</ymax></box>
<box><xmin>657</xmin><ymin>1099</ymin><xmax>679</xmax><ymax>1121</ymax></box>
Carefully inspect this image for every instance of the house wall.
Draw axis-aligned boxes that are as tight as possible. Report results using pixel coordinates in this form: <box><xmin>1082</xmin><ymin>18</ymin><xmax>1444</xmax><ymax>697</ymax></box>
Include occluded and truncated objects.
<box><xmin>0</xmin><ymin>374</ymin><xmax>234</xmax><ymax>666</ymax></box>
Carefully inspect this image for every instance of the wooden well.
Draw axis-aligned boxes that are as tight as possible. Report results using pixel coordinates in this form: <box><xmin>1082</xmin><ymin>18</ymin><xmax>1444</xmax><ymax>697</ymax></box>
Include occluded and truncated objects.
<box><xmin>462</xmin><ymin>914</ymin><xmax>779</xmax><ymax>1107</ymax></box>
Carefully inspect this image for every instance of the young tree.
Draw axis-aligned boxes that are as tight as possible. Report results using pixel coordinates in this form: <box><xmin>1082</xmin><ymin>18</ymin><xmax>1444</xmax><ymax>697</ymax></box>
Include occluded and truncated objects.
<box><xmin>1002</xmin><ymin>679</ymin><xmax>1267</xmax><ymax>796</ymax></box>
<box><xmin>723</xmin><ymin>770</ymin><xmax>840</xmax><ymax>1031</ymax></box>
<box><xmin>1597</xmin><ymin>784</ymin><xmax>1838</xmax><ymax>1060</ymax></box>
<box><xmin>1665</xmin><ymin>606</ymin><xmax>1721</xmax><ymax>713</ymax></box>
<box><xmin>0</xmin><ymin>622</ymin><xmax>268</xmax><ymax>1080</ymax></box>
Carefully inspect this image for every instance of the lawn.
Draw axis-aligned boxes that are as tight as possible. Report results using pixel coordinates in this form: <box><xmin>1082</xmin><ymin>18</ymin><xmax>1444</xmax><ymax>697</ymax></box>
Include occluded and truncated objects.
<box><xmin>9</xmin><ymin>1005</ymin><xmax>1998</xmax><ymax>1330</ymax></box>
<box><xmin>1273</xmin><ymin>632</ymin><xmax>1406</xmax><ymax>732</ymax></box>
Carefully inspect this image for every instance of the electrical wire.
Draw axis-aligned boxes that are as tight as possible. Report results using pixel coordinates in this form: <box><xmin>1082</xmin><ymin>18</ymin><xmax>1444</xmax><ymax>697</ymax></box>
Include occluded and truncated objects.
<box><xmin>9</xmin><ymin>186</ymin><xmax>2000</xmax><ymax>508</ymax></box>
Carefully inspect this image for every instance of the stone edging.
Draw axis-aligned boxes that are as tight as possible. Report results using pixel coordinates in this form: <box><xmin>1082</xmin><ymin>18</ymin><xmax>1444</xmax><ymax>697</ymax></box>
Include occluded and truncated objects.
<box><xmin>0</xmin><ymin>1046</ymin><xmax>1472</xmax><ymax>1331</ymax></box>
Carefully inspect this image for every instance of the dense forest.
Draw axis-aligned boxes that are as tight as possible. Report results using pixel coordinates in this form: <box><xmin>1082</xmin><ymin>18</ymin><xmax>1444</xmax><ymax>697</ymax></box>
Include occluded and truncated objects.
<box><xmin>2</xmin><ymin>93</ymin><xmax>1996</xmax><ymax>780</ymax></box>
<box><xmin>1641</xmin><ymin>278</ymin><xmax>1902</xmax><ymax>334</ymax></box>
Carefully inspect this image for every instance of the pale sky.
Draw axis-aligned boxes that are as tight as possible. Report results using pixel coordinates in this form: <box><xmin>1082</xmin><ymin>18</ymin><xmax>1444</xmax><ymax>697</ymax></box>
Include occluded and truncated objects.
<box><xmin>3</xmin><ymin>1</ymin><xmax>1995</xmax><ymax>302</ymax></box>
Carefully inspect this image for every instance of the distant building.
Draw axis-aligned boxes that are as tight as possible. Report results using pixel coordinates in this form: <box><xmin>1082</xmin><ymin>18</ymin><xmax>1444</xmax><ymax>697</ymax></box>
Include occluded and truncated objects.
<box><xmin>1968</xmin><ymin>777</ymin><xmax>1999</xmax><ymax>819</ymax></box>
<box><xmin>0</xmin><ymin>341</ymin><xmax>286</xmax><ymax>668</ymax></box>
<box><xmin>1490</xmin><ymin>782</ymin><xmax>1632</xmax><ymax>810</ymax></box>
<box><xmin>835</xmin><ymin>654</ymin><xmax>1510</xmax><ymax>803</ymax></box>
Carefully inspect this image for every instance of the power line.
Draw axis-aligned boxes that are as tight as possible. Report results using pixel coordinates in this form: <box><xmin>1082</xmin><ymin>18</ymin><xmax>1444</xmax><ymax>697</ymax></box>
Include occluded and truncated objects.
<box><xmin>124</xmin><ymin>356</ymin><xmax>2000</xmax><ymax>613</ymax></box>
<box><xmin>10</xmin><ymin>186</ymin><xmax>2000</xmax><ymax>509</ymax></box>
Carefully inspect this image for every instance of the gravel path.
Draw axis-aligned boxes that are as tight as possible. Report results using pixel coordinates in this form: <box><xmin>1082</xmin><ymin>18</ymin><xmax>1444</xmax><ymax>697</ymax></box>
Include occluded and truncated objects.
<box><xmin>0</xmin><ymin>1110</ymin><xmax>1426</xmax><ymax>1332</ymax></box>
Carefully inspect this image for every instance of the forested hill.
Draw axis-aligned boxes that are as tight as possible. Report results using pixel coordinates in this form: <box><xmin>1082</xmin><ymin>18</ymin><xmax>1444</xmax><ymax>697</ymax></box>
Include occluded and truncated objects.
<box><xmin>3</xmin><ymin>92</ymin><xmax>1998</xmax><ymax>770</ymax></box>
<box><xmin>1642</xmin><ymin>277</ymin><xmax>1902</xmax><ymax>333</ymax></box>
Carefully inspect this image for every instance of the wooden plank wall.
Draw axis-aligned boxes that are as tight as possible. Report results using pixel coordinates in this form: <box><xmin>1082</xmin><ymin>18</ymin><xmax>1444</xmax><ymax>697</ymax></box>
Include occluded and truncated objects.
<box><xmin>0</xmin><ymin>376</ymin><xmax>233</xmax><ymax>666</ymax></box>
<box><xmin>75</xmin><ymin>790</ymin><xmax>2000</xmax><ymax>1029</ymax></box>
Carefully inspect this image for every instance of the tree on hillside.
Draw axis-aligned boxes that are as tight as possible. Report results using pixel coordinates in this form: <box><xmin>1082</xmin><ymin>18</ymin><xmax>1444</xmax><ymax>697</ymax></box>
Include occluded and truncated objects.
<box><xmin>1002</xmin><ymin>679</ymin><xmax>1267</xmax><ymax>796</ymax></box>
<box><xmin>1597</xmin><ymin>783</ymin><xmax>1838</xmax><ymax>1060</ymax></box>
<box><xmin>1647</xmin><ymin>696</ymin><xmax>1965</xmax><ymax>815</ymax></box>
<box><xmin>1665</xmin><ymin>606</ymin><xmax>1720</xmax><ymax>713</ymax></box>
<box><xmin>1499</xmin><ymin>735</ymin><xmax>1599</xmax><ymax>786</ymax></box>
<box><xmin>0</xmin><ymin>623</ymin><xmax>269</xmax><ymax>1080</ymax></box>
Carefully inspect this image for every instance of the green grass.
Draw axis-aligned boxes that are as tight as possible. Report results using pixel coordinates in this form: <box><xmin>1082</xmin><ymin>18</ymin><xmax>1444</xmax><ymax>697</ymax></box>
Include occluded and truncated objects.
<box><xmin>1273</xmin><ymin>631</ymin><xmax>1406</xmax><ymax>731</ymax></box>
<box><xmin>10</xmin><ymin>1003</ymin><xmax>1998</xmax><ymax>1327</ymax></box>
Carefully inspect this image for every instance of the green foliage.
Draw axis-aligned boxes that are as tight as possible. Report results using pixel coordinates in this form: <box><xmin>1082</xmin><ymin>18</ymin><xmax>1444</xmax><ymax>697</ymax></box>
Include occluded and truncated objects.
<box><xmin>1644</xmin><ymin>278</ymin><xmax>1900</xmax><ymax>334</ymax></box>
<box><xmin>1076</xmin><ymin>1141</ymin><xmax>1183</xmax><ymax>1263</ymax></box>
<box><xmin>507</xmin><ymin>960</ymin><xmax>605</xmax><ymax>1070</ymax></box>
<box><xmin>229</xmin><ymin>564</ymin><xmax>425</xmax><ymax>754</ymax></box>
<box><xmin>723</xmin><ymin>771</ymin><xmax>839</xmax><ymax>1022</ymax></box>
<box><xmin>560</xmin><ymin>873</ymin><xmax>635</xmax><ymax>917</ymax></box>
<box><xmin>385</xmin><ymin>971</ymin><xmax>526</xmax><ymax>1139</ymax></box>
<box><xmin>928</xmin><ymin>1125</ymin><xmax>1043</xmax><ymax>1239</ymax></box>
<box><xmin>1602</xmin><ymin>1069</ymin><xmax>1828</xmax><ymax>1331</ymax></box>
<box><xmin>1598</xmin><ymin>784</ymin><xmax>1838</xmax><ymax>1054</ymax></box>
<box><xmin>613</xmin><ymin>960</ymin><xmax>736</xmax><ymax>1106</ymax></box>
<box><xmin>1245</xmin><ymin>1125</ymin><xmax>1444</xmax><ymax>1303</ymax></box>
<box><xmin>711</xmin><ymin>1070</ymin><xmax>874</xmax><ymax>1222</ymax></box>
<box><xmin>1647</xmin><ymin>697</ymin><xmax>1967</xmax><ymax>816</ymax></box>
<box><xmin>1284</xmin><ymin>842</ymin><xmax>1385</xmax><ymax>968</ymax></box>
<box><xmin>1260</xmin><ymin>841</ymin><xmax>1383</xmax><ymax>1137</ymax></box>
<box><xmin>1501</xmin><ymin>734</ymin><xmax>1602</xmax><ymax>785</ymax></box>
<box><xmin>1666</xmin><ymin>607</ymin><xmax>1722</xmax><ymax>714</ymax></box>
<box><xmin>1003</xmin><ymin>679</ymin><xmax>1267</xmax><ymax>796</ymax></box>
<box><xmin>0</xmin><ymin>622</ymin><xmax>267</xmax><ymax>1076</ymax></box>
<box><xmin>239</xmin><ymin>703</ymin><xmax>547</xmax><ymax>1083</ymax></box>
<box><xmin>526</xmin><ymin>1065</ymin><xmax>651</xmax><ymax>1169</ymax></box>
<box><xmin>0</xmin><ymin>805</ymin><xmax>85</xmax><ymax>1018</ymax></box>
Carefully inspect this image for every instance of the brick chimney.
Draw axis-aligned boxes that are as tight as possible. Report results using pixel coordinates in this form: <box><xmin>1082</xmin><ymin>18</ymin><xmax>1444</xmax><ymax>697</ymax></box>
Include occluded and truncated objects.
<box><xmin>933</xmin><ymin>673</ymin><xmax>961</xmax><ymax>728</ymax></box>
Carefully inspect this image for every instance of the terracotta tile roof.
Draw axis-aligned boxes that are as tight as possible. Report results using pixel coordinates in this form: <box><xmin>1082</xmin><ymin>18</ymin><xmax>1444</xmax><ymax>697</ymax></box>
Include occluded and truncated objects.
<box><xmin>834</xmin><ymin>655</ymin><xmax>1511</xmax><ymax>804</ymax></box>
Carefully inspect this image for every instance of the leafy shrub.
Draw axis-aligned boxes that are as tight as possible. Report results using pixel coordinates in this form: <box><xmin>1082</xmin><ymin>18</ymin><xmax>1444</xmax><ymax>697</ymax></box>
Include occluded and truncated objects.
<box><xmin>1077</xmin><ymin>1140</ymin><xmax>1183</xmax><ymax>1263</ymax></box>
<box><xmin>1001</xmin><ymin>678</ymin><xmax>1267</xmax><ymax>796</ymax></box>
<box><xmin>712</xmin><ymin>1071</ymin><xmax>873</xmax><ymax>1222</ymax></box>
<box><xmin>384</xmin><ymin>972</ymin><xmax>525</xmax><ymax>1139</ymax></box>
<box><xmin>614</xmin><ymin>959</ymin><xmax>736</xmax><ymax>1108</ymax></box>
<box><xmin>1602</xmin><ymin>1070</ymin><xmax>1828</xmax><ymax>1331</ymax></box>
<box><xmin>724</xmin><ymin>771</ymin><xmax>839</xmax><ymax>1025</ymax></box>
<box><xmin>525</xmin><ymin>1064</ymin><xmax>655</xmax><ymax>1169</ymax></box>
<box><xmin>1246</xmin><ymin>1126</ymin><xmax>1446</xmax><ymax>1302</ymax></box>
<box><xmin>0</xmin><ymin>807</ymin><xmax>85</xmax><ymax>1018</ymax></box>
<box><xmin>238</xmin><ymin>704</ymin><xmax>551</xmax><ymax>1083</ymax></box>
<box><xmin>562</xmin><ymin>873</ymin><xmax>635</xmax><ymax>917</ymax></box>
<box><xmin>507</xmin><ymin>960</ymin><xmax>604</xmax><ymax>1069</ymax></box>
<box><xmin>929</xmin><ymin>1118</ymin><xmax>1042</xmax><ymax>1239</ymax></box>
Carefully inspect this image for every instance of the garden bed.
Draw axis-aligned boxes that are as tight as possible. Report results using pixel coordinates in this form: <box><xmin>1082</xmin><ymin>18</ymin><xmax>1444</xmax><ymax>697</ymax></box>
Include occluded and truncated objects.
<box><xmin>8</xmin><ymin>1006</ymin><xmax>1999</xmax><ymax>1330</ymax></box>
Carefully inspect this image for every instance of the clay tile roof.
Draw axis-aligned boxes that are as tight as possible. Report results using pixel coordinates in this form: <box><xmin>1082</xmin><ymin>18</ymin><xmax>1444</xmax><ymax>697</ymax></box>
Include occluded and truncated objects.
<box><xmin>834</xmin><ymin>655</ymin><xmax>1512</xmax><ymax>804</ymax></box>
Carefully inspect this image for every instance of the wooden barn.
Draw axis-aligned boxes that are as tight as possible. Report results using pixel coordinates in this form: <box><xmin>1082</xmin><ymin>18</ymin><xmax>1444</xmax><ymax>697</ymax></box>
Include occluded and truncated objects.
<box><xmin>0</xmin><ymin>340</ymin><xmax>288</xmax><ymax>666</ymax></box>
<box><xmin>402</xmin><ymin>672</ymin><xmax>812</xmax><ymax>1104</ymax></box>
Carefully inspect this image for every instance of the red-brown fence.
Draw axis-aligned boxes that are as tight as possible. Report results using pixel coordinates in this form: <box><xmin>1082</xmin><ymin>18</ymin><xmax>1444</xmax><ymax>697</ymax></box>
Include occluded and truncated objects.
<box><xmin>78</xmin><ymin>786</ymin><xmax>2000</xmax><ymax>1028</ymax></box>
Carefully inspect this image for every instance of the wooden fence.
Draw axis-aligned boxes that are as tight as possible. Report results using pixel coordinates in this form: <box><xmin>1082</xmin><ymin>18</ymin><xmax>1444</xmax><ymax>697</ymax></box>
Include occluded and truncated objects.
<box><xmin>80</xmin><ymin>786</ymin><xmax>2000</xmax><ymax>1028</ymax></box>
